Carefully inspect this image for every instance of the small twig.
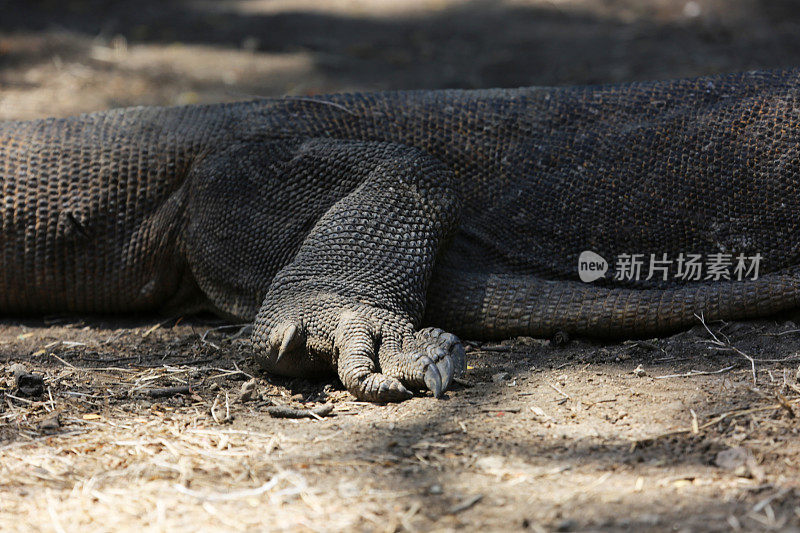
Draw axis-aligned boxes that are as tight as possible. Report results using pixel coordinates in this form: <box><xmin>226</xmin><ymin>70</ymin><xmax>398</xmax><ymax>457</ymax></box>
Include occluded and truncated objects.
<box><xmin>545</xmin><ymin>381</ymin><xmax>571</xmax><ymax>400</ymax></box>
<box><xmin>49</xmin><ymin>353</ymin><xmax>77</xmax><ymax>369</ymax></box>
<box><xmin>585</xmin><ymin>398</ymin><xmax>617</xmax><ymax>407</ymax></box>
<box><xmin>624</xmin><ymin>340</ymin><xmax>668</xmax><ymax>355</ymax></box>
<box><xmin>704</xmin><ymin>346</ymin><xmax>800</xmax><ymax>363</ymax></box>
<box><xmin>61</xmin><ymin>391</ymin><xmax>104</xmax><ymax>398</ymax></box>
<box><xmin>752</xmin><ymin>488</ymin><xmax>792</xmax><ymax>513</ymax></box>
<box><xmin>400</xmin><ymin>501</ymin><xmax>422</xmax><ymax>532</ymax></box>
<box><xmin>748</xmin><ymin>354</ymin><xmax>800</xmax><ymax>363</ymax></box>
<box><xmin>653</xmin><ymin>356</ymin><xmax>696</xmax><ymax>363</ymax></box>
<box><xmin>141</xmin><ymin>320</ymin><xmax>171</xmax><ymax>338</ymax></box>
<box><xmin>480</xmin><ymin>407</ymin><xmax>521</xmax><ymax>413</ymax></box>
<box><xmin>695</xmin><ymin>313</ymin><xmax>757</xmax><ymax>384</ymax></box>
<box><xmin>654</xmin><ymin>364</ymin><xmax>737</xmax><ymax>379</ymax></box>
<box><xmin>266</xmin><ymin>403</ymin><xmax>334</xmax><ymax>419</ymax></box>
<box><xmin>47</xmin><ymin>386</ymin><xmax>56</xmax><ymax>411</ymax></box>
<box><xmin>207</xmin><ymin>368</ymin><xmax>253</xmax><ymax>381</ymax></box>
<box><xmin>145</xmin><ymin>386</ymin><xmax>193</xmax><ymax>399</ymax></box>
<box><xmin>211</xmin><ymin>392</ymin><xmax>230</xmax><ymax>424</ymax></box>
<box><xmin>448</xmin><ymin>494</ymin><xmax>483</xmax><ymax>514</ymax></box>
<box><xmin>634</xmin><ymin>398</ymin><xmax>800</xmax><ymax>448</ymax></box>
<box><xmin>6</xmin><ymin>393</ymin><xmax>35</xmax><ymax>404</ymax></box>
<box><xmin>767</xmin><ymin>328</ymin><xmax>800</xmax><ymax>337</ymax></box>
<box><xmin>200</xmin><ymin>323</ymin><xmax>250</xmax><ymax>344</ymax></box>
<box><xmin>477</xmin><ymin>345</ymin><xmax>514</xmax><ymax>352</ymax></box>
<box><xmin>232</xmin><ymin>362</ymin><xmax>255</xmax><ymax>379</ymax></box>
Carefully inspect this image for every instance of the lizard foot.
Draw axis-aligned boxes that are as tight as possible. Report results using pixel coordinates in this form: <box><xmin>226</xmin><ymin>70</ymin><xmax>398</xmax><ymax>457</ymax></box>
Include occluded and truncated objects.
<box><xmin>392</xmin><ymin>327</ymin><xmax>466</xmax><ymax>397</ymax></box>
<box><xmin>252</xmin><ymin>293</ymin><xmax>465</xmax><ymax>402</ymax></box>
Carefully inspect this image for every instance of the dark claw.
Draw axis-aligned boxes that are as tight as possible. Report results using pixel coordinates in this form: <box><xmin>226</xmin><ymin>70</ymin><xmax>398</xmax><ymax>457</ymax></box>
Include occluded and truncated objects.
<box><xmin>383</xmin><ymin>380</ymin><xmax>412</xmax><ymax>401</ymax></box>
<box><xmin>267</xmin><ymin>321</ymin><xmax>305</xmax><ymax>366</ymax></box>
<box><xmin>276</xmin><ymin>323</ymin><xmax>300</xmax><ymax>363</ymax></box>
<box><xmin>424</xmin><ymin>362</ymin><xmax>444</xmax><ymax>398</ymax></box>
<box><xmin>390</xmin><ymin>382</ymin><xmax>413</xmax><ymax>401</ymax></box>
<box><xmin>436</xmin><ymin>352</ymin><xmax>454</xmax><ymax>391</ymax></box>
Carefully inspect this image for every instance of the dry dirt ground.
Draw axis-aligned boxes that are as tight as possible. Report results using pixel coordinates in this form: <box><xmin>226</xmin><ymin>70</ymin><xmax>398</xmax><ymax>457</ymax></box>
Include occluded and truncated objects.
<box><xmin>2</xmin><ymin>1</ymin><xmax>800</xmax><ymax>531</ymax></box>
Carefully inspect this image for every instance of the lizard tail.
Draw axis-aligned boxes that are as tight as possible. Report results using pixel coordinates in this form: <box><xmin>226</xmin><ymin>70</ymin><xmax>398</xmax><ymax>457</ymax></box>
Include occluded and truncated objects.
<box><xmin>424</xmin><ymin>270</ymin><xmax>800</xmax><ymax>340</ymax></box>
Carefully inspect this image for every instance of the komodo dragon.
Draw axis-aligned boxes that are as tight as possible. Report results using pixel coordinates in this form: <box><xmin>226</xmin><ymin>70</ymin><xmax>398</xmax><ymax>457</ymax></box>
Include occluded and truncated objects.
<box><xmin>2</xmin><ymin>68</ymin><xmax>800</xmax><ymax>402</ymax></box>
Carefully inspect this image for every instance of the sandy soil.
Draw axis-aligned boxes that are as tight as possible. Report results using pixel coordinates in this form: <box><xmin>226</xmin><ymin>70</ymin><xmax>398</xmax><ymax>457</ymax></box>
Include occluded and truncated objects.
<box><xmin>1</xmin><ymin>1</ymin><xmax>800</xmax><ymax>531</ymax></box>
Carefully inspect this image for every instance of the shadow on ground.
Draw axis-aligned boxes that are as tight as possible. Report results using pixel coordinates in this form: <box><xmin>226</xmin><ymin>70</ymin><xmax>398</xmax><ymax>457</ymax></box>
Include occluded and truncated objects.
<box><xmin>3</xmin><ymin>0</ymin><xmax>800</xmax><ymax>119</ymax></box>
<box><xmin>2</xmin><ymin>0</ymin><xmax>800</xmax><ymax>530</ymax></box>
<box><xmin>1</xmin><ymin>315</ymin><xmax>798</xmax><ymax>530</ymax></box>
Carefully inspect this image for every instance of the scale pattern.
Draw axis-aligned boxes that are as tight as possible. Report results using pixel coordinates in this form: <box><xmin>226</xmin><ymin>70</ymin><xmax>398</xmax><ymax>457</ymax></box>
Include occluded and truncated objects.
<box><xmin>2</xmin><ymin>69</ymin><xmax>800</xmax><ymax>400</ymax></box>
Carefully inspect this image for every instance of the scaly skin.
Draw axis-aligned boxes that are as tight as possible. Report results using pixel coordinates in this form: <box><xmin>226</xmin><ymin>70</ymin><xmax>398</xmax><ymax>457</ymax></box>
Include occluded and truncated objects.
<box><xmin>2</xmin><ymin>69</ymin><xmax>800</xmax><ymax>401</ymax></box>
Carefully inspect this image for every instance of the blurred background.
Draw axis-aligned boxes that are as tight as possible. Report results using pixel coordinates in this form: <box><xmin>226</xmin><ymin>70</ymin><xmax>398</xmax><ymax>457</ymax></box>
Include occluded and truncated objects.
<box><xmin>2</xmin><ymin>0</ymin><xmax>800</xmax><ymax>120</ymax></box>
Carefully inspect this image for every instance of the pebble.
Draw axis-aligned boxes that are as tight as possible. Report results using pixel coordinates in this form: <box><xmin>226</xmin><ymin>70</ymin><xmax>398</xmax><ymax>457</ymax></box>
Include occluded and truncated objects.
<box><xmin>551</xmin><ymin>330</ymin><xmax>570</xmax><ymax>347</ymax></box>
<box><xmin>38</xmin><ymin>414</ymin><xmax>62</xmax><ymax>433</ymax></box>
<box><xmin>8</xmin><ymin>363</ymin><xmax>26</xmax><ymax>377</ymax></box>
<box><xmin>714</xmin><ymin>446</ymin><xmax>765</xmax><ymax>481</ymax></box>
<box><xmin>16</xmin><ymin>371</ymin><xmax>45</xmax><ymax>397</ymax></box>
<box><xmin>238</xmin><ymin>378</ymin><xmax>258</xmax><ymax>403</ymax></box>
<box><xmin>492</xmin><ymin>371</ymin><xmax>511</xmax><ymax>383</ymax></box>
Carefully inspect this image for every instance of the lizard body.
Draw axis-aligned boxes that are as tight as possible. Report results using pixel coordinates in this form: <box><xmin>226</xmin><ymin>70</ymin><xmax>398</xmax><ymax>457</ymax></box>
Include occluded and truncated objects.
<box><xmin>2</xmin><ymin>69</ymin><xmax>799</xmax><ymax>400</ymax></box>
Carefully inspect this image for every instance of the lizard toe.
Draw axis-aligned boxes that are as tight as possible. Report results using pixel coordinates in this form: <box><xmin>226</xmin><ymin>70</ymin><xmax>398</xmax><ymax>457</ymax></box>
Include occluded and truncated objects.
<box><xmin>416</xmin><ymin>327</ymin><xmax>465</xmax><ymax>393</ymax></box>
<box><xmin>380</xmin><ymin>326</ymin><xmax>465</xmax><ymax>398</ymax></box>
<box><xmin>424</xmin><ymin>359</ymin><xmax>444</xmax><ymax>398</ymax></box>
<box><xmin>253</xmin><ymin>319</ymin><xmax>307</xmax><ymax>376</ymax></box>
<box><xmin>334</xmin><ymin>311</ymin><xmax>414</xmax><ymax>402</ymax></box>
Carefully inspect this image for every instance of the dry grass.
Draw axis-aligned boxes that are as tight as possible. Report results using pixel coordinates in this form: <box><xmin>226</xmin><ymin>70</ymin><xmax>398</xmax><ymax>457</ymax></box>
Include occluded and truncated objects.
<box><xmin>0</xmin><ymin>321</ymin><xmax>368</xmax><ymax>532</ymax></box>
<box><xmin>1</xmin><ymin>368</ymin><xmax>390</xmax><ymax>532</ymax></box>
<box><xmin>2</xmin><ymin>317</ymin><xmax>800</xmax><ymax>532</ymax></box>
<box><xmin>2</xmin><ymin>416</ymin><xmax>324</xmax><ymax>532</ymax></box>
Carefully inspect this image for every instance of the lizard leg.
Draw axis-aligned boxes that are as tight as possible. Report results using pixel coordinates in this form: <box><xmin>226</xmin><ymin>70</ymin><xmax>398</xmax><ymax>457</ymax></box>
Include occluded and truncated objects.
<box><xmin>248</xmin><ymin>140</ymin><xmax>464</xmax><ymax>401</ymax></box>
